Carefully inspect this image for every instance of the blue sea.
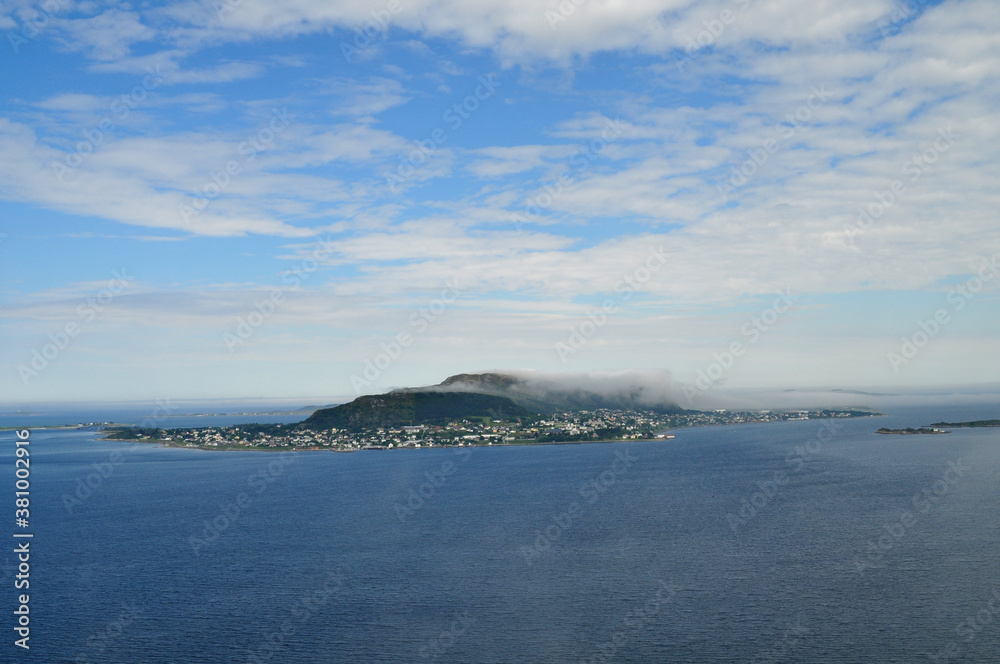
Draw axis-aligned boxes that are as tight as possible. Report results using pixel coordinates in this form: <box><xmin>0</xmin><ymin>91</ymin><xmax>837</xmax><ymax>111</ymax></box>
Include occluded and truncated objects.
<box><xmin>2</xmin><ymin>398</ymin><xmax>999</xmax><ymax>663</ymax></box>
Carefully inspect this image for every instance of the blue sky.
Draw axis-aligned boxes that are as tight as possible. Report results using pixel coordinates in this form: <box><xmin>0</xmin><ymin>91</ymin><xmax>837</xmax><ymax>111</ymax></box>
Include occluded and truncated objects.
<box><xmin>1</xmin><ymin>0</ymin><xmax>998</xmax><ymax>405</ymax></box>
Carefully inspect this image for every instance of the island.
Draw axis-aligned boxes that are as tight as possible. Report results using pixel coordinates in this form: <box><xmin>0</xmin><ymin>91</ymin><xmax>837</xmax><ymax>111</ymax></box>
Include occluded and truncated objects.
<box><xmin>876</xmin><ymin>427</ymin><xmax>949</xmax><ymax>435</ymax></box>
<box><xmin>928</xmin><ymin>419</ymin><xmax>1000</xmax><ymax>428</ymax></box>
<box><xmin>101</xmin><ymin>372</ymin><xmax>882</xmax><ymax>452</ymax></box>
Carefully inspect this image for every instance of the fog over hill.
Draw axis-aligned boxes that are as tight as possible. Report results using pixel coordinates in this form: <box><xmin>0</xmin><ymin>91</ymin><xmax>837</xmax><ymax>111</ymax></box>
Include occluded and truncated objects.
<box><xmin>396</xmin><ymin>369</ymin><xmax>686</xmax><ymax>414</ymax></box>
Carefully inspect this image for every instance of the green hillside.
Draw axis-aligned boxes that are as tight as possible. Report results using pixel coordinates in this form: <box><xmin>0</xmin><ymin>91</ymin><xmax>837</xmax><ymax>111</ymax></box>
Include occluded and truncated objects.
<box><xmin>297</xmin><ymin>391</ymin><xmax>534</xmax><ymax>432</ymax></box>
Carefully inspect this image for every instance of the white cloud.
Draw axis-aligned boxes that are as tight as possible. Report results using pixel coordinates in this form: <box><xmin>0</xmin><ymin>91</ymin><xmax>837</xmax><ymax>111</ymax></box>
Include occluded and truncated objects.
<box><xmin>466</xmin><ymin>145</ymin><xmax>562</xmax><ymax>177</ymax></box>
<box><xmin>89</xmin><ymin>54</ymin><xmax>266</xmax><ymax>83</ymax></box>
<box><xmin>35</xmin><ymin>93</ymin><xmax>107</xmax><ymax>113</ymax></box>
<box><xmin>145</xmin><ymin>0</ymin><xmax>898</xmax><ymax>65</ymax></box>
<box><xmin>55</xmin><ymin>9</ymin><xmax>155</xmax><ymax>61</ymax></box>
<box><xmin>323</xmin><ymin>77</ymin><xmax>411</xmax><ymax>117</ymax></box>
<box><xmin>0</xmin><ymin>118</ymin><xmax>318</xmax><ymax>237</ymax></box>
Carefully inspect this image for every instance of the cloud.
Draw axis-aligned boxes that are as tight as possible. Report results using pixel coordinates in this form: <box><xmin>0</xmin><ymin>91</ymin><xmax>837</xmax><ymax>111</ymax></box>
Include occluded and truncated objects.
<box><xmin>142</xmin><ymin>0</ymin><xmax>897</xmax><ymax>65</ymax></box>
<box><xmin>429</xmin><ymin>368</ymin><xmax>685</xmax><ymax>409</ymax></box>
<box><xmin>7</xmin><ymin>0</ymin><xmax>999</xmax><ymax>291</ymax></box>
<box><xmin>89</xmin><ymin>54</ymin><xmax>266</xmax><ymax>83</ymax></box>
<box><xmin>324</xmin><ymin>78</ymin><xmax>411</xmax><ymax>117</ymax></box>
<box><xmin>0</xmin><ymin>118</ymin><xmax>318</xmax><ymax>237</ymax></box>
<box><xmin>55</xmin><ymin>9</ymin><xmax>155</xmax><ymax>62</ymax></box>
<box><xmin>35</xmin><ymin>93</ymin><xmax>107</xmax><ymax>113</ymax></box>
<box><xmin>466</xmin><ymin>145</ymin><xmax>560</xmax><ymax>177</ymax></box>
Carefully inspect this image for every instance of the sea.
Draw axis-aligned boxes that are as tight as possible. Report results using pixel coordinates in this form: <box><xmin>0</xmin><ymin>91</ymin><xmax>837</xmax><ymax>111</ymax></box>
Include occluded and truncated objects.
<box><xmin>2</xmin><ymin>396</ymin><xmax>999</xmax><ymax>663</ymax></box>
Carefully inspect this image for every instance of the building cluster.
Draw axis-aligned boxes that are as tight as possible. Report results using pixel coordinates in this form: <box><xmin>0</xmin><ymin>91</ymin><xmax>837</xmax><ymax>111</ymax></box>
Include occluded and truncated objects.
<box><xmin>105</xmin><ymin>408</ymin><xmax>873</xmax><ymax>452</ymax></box>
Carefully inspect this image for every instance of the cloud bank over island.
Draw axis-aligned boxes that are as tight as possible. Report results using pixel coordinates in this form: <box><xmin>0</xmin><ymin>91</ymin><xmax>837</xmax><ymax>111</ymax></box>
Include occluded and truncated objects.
<box><xmin>421</xmin><ymin>368</ymin><xmax>686</xmax><ymax>410</ymax></box>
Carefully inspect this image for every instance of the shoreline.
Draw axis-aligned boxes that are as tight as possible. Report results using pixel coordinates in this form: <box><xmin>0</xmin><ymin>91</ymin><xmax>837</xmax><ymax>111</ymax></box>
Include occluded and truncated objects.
<box><xmin>94</xmin><ymin>414</ymin><xmax>877</xmax><ymax>453</ymax></box>
<box><xmin>94</xmin><ymin>435</ymin><xmax>664</xmax><ymax>453</ymax></box>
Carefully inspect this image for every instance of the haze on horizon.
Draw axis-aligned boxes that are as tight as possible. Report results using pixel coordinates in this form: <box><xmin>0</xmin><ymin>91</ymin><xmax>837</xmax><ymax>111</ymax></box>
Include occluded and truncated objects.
<box><xmin>1</xmin><ymin>0</ymin><xmax>998</xmax><ymax>405</ymax></box>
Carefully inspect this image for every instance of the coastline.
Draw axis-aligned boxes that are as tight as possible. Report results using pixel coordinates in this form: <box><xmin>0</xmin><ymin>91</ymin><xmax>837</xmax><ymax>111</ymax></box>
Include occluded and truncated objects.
<box><xmin>94</xmin><ymin>414</ymin><xmax>876</xmax><ymax>453</ymax></box>
<box><xmin>94</xmin><ymin>434</ymin><xmax>660</xmax><ymax>452</ymax></box>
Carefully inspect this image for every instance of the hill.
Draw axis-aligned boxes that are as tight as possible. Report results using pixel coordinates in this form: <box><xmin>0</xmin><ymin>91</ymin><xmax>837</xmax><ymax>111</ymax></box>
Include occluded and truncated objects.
<box><xmin>298</xmin><ymin>371</ymin><xmax>684</xmax><ymax>432</ymax></box>
<box><xmin>297</xmin><ymin>391</ymin><xmax>533</xmax><ymax>432</ymax></box>
<box><xmin>416</xmin><ymin>371</ymin><xmax>685</xmax><ymax>414</ymax></box>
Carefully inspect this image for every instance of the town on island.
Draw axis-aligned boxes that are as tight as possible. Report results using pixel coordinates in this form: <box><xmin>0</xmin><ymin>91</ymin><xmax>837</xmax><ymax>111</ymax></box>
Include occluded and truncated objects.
<box><xmin>100</xmin><ymin>372</ymin><xmax>882</xmax><ymax>452</ymax></box>
<box><xmin>103</xmin><ymin>408</ymin><xmax>879</xmax><ymax>451</ymax></box>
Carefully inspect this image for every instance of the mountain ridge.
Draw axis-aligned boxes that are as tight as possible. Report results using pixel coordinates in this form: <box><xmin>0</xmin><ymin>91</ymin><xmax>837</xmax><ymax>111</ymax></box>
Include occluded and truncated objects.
<box><xmin>402</xmin><ymin>371</ymin><xmax>685</xmax><ymax>414</ymax></box>
<box><xmin>298</xmin><ymin>371</ymin><xmax>684</xmax><ymax>431</ymax></box>
<box><xmin>297</xmin><ymin>390</ymin><xmax>532</xmax><ymax>432</ymax></box>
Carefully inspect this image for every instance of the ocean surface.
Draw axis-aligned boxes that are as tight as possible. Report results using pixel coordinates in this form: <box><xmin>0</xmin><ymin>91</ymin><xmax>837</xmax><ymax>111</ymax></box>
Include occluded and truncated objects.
<box><xmin>3</xmin><ymin>399</ymin><xmax>999</xmax><ymax>663</ymax></box>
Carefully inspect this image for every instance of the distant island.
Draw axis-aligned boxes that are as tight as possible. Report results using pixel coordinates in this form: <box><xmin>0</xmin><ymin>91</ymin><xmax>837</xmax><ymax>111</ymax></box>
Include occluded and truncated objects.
<box><xmin>876</xmin><ymin>427</ymin><xmax>949</xmax><ymax>435</ymax></box>
<box><xmin>1</xmin><ymin>423</ymin><xmax>112</xmax><ymax>431</ymax></box>
<box><xmin>102</xmin><ymin>371</ymin><xmax>882</xmax><ymax>452</ymax></box>
<box><xmin>928</xmin><ymin>419</ymin><xmax>1000</xmax><ymax>428</ymax></box>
